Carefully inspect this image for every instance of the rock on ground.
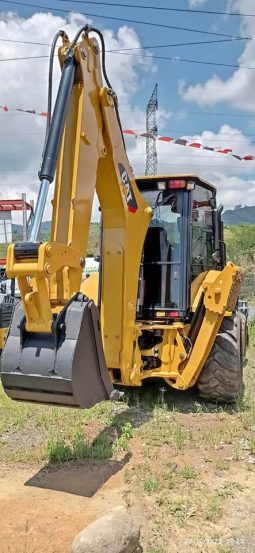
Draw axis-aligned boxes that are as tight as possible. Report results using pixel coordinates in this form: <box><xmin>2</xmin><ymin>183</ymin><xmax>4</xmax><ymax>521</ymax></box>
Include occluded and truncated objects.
<box><xmin>71</xmin><ymin>505</ymin><xmax>141</xmax><ymax>553</ymax></box>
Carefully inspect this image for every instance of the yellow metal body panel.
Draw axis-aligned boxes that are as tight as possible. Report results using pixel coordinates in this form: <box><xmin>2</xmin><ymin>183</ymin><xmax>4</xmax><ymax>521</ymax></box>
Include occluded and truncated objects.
<box><xmin>96</xmin><ymin>90</ymin><xmax>151</xmax><ymax>380</ymax></box>
<box><xmin>190</xmin><ymin>271</ymin><xmax>207</xmax><ymax>310</ymax></box>
<box><xmin>6</xmin><ymin>241</ymin><xmax>82</xmax><ymax>332</ymax></box>
<box><xmin>80</xmin><ymin>272</ymin><xmax>99</xmax><ymax>304</ymax></box>
<box><xmin>0</xmin><ymin>327</ymin><xmax>8</xmax><ymax>351</ymax></box>
<box><xmin>138</xmin><ymin>263</ymin><xmax>243</xmax><ymax>389</ymax></box>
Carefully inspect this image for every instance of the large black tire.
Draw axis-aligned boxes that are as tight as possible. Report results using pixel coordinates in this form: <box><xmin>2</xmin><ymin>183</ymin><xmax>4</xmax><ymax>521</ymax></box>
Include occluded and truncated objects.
<box><xmin>197</xmin><ymin>310</ymin><xmax>245</xmax><ymax>403</ymax></box>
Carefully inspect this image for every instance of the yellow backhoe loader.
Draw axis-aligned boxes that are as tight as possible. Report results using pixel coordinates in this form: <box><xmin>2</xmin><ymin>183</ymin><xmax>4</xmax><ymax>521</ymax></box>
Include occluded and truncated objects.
<box><xmin>0</xmin><ymin>26</ymin><xmax>246</xmax><ymax>407</ymax></box>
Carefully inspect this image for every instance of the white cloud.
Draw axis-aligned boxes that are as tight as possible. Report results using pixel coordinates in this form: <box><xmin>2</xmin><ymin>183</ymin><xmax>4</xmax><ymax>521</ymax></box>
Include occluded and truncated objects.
<box><xmin>179</xmin><ymin>0</ymin><xmax>255</xmax><ymax>111</ymax></box>
<box><xmin>0</xmin><ymin>10</ymin><xmax>156</xmax><ymax>224</ymax></box>
<box><xmin>188</xmin><ymin>0</ymin><xmax>208</xmax><ymax>6</ymax></box>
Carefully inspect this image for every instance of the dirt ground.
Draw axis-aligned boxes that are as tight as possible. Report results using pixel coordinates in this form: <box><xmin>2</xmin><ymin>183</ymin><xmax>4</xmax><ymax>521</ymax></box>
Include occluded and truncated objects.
<box><xmin>0</xmin><ymin>460</ymin><xmax>127</xmax><ymax>553</ymax></box>
<box><xmin>1</xmin><ymin>408</ymin><xmax>255</xmax><ymax>553</ymax></box>
<box><xmin>1</xmin><ymin>340</ymin><xmax>255</xmax><ymax>553</ymax></box>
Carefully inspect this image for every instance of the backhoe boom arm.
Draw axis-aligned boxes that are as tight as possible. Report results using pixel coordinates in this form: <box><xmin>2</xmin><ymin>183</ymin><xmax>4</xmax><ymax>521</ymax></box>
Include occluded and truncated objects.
<box><xmin>1</xmin><ymin>26</ymin><xmax>151</xmax><ymax>407</ymax></box>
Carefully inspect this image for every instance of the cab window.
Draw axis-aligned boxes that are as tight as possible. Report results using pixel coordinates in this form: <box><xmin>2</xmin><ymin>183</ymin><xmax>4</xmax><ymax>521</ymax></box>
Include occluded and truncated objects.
<box><xmin>192</xmin><ymin>185</ymin><xmax>214</xmax><ymax>278</ymax></box>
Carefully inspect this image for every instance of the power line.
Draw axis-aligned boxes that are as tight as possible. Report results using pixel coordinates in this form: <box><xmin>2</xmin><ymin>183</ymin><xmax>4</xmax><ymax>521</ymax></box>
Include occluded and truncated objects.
<box><xmin>0</xmin><ymin>36</ymin><xmax>247</xmax><ymax>50</ymax></box>
<box><xmin>0</xmin><ymin>55</ymin><xmax>50</xmax><ymax>61</ymax></box>
<box><xmin>0</xmin><ymin>38</ymin><xmax>51</xmax><ymax>46</ymax></box>
<box><xmin>0</xmin><ymin>132</ymin><xmax>44</xmax><ymax>134</ymax></box>
<box><xmin>0</xmin><ymin>50</ymin><xmax>254</xmax><ymax>70</ymax></box>
<box><xmin>0</xmin><ymin>169</ymin><xmax>39</xmax><ymax>172</ymax></box>
<box><xmin>57</xmin><ymin>0</ymin><xmax>255</xmax><ymax>19</ymax></box>
<box><xmin>0</xmin><ymin>35</ymin><xmax>251</xmax><ymax>71</ymax></box>
<box><xmin>111</xmin><ymin>51</ymin><xmax>255</xmax><ymax>70</ymax></box>
<box><xmin>0</xmin><ymin>1</ymin><xmax>254</xmax><ymax>40</ymax></box>
<box><xmin>109</xmin><ymin>37</ymin><xmax>247</xmax><ymax>51</ymax></box>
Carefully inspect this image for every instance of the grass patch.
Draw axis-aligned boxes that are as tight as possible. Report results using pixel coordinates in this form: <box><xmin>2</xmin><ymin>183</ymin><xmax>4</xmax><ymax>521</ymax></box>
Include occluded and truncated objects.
<box><xmin>204</xmin><ymin>494</ymin><xmax>222</xmax><ymax>522</ymax></box>
<box><xmin>112</xmin><ymin>421</ymin><xmax>133</xmax><ymax>453</ymax></box>
<box><xmin>47</xmin><ymin>421</ymin><xmax>133</xmax><ymax>462</ymax></box>
<box><xmin>174</xmin><ymin>426</ymin><xmax>193</xmax><ymax>451</ymax></box>
<box><xmin>215</xmin><ymin>459</ymin><xmax>230</xmax><ymax>471</ymax></box>
<box><xmin>143</xmin><ymin>475</ymin><xmax>158</xmax><ymax>495</ymax></box>
<box><xmin>204</xmin><ymin>483</ymin><xmax>244</xmax><ymax>522</ymax></box>
<box><xmin>179</xmin><ymin>465</ymin><xmax>198</xmax><ymax>480</ymax></box>
<box><xmin>47</xmin><ymin>431</ymin><xmax>113</xmax><ymax>462</ymax></box>
<box><xmin>157</xmin><ymin>496</ymin><xmax>196</xmax><ymax>526</ymax></box>
<box><xmin>0</xmin><ymin>384</ymin><xmax>134</xmax><ymax>462</ymax></box>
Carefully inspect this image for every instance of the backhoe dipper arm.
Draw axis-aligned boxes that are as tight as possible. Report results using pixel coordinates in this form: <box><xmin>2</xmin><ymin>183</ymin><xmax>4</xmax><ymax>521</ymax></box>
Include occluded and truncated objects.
<box><xmin>5</xmin><ymin>27</ymin><xmax>151</xmax><ymax>387</ymax></box>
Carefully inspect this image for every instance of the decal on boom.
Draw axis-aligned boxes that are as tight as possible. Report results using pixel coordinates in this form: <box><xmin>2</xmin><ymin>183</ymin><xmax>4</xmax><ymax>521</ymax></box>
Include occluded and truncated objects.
<box><xmin>118</xmin><ymin>163</ymin><xmax>137</xmax><ymax>213</ymax></box>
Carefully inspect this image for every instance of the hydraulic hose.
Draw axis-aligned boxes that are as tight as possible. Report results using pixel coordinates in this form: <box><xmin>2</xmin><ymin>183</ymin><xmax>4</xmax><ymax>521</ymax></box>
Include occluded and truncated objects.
<box><xmin>46</xmin><ymin>30</ymin><xmax>69</xmax><ymax>139</ymax></box>
<box><xmin>90</xmin><ymin>26</ymin><xmax>126</xmax><ymax>151</ymax></box>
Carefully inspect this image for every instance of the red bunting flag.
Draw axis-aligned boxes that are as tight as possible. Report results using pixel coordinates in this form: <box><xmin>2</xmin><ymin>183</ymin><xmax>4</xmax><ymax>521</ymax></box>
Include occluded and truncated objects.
<box><xmin>123</xmin><ymin>130</ymin><xmax>255</xmax><ymax>162</ymax></box>
<box><xmin>0</xmin><ymin>105</ymin><xmax>254</xmax><ymax>161</ymax></box>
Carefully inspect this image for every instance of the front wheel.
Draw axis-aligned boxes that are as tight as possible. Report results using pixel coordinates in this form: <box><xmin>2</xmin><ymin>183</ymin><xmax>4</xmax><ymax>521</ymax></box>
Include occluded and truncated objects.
<box><xmin>197</xmin><ymin>310</ymin><xmax>245</xmax><ymax>403</ymax></box>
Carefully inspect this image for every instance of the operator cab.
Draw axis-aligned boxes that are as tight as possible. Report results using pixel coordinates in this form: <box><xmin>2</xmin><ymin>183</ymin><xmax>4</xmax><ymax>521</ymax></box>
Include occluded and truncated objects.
<box><xmin>136</xmin><ymin>175</ymin><xmax>225</xmax><ymax>322</ymax></box>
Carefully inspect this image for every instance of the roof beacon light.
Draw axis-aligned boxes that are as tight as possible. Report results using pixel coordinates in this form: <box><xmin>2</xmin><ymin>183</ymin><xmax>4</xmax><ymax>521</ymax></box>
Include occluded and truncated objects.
<box><xmin>169</xmin><ymin>311</ymin><xmax>179</xmax><ymax>318</ymax></box>
<box><xmin>167</xmin><ymin>179</ymin><xmax>186</xmax><ymax>189</ymax></box>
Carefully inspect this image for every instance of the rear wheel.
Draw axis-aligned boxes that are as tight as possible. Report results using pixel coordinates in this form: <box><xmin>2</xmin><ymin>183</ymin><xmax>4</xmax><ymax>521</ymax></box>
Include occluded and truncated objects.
<box><xmin>197</xmin><ymin>309</ymin><xmax>245</xmax><ymax>403</ymax></box>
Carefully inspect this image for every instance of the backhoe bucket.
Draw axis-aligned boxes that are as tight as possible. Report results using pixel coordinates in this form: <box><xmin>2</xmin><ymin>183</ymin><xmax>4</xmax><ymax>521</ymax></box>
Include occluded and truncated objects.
<box><xmin>1</xmin><ymin>295</ymin><xmax>114</xmax><ymax>408</ymax></box>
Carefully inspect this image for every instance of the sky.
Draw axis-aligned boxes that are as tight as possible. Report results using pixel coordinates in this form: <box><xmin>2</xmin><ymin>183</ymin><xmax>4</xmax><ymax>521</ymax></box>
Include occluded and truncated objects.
<box><xmin>0</xmin><ymin>0</ymin><xmax>255</xmax><ymax>223</ymax></box>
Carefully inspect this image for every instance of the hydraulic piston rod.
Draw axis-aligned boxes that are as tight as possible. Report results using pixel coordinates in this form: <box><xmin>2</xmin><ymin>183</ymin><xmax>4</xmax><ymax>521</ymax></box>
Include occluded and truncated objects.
<box><xmin>30</xmin><ymin>178</ymin><xmax>49</xmax><ymax>242</ymax></box>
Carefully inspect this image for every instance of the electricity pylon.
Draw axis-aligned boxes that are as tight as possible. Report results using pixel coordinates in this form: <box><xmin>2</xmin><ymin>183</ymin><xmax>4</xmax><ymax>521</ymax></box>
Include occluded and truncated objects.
<box><xmin>145</xmin><ymin>83</ymin><xmax>158</xmax><ymax>175</ymax></box>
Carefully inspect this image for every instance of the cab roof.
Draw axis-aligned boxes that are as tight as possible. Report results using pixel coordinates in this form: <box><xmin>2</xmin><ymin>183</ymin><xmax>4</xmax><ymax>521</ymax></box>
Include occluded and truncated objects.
<box><xmin>135</xmin><ymin>174</ymin><xmax>216</xmax><ymax>194</ymax></box>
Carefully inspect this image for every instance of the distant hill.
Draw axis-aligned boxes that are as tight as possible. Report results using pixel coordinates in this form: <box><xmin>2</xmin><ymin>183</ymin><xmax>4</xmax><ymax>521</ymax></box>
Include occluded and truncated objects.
<box><xmin>223</xmin><ymin>205</ymin><xmax>255</xmax><ymax>225</ymax></box>
<box><xmin>11</xmin><ymin>205</ymin><xmax>255</xmax><ymax>234</ymax></box>
<box><xmin>12</xmin><ymin>221</ymin><xmax>50</xmax><ymax>234</ymax></box>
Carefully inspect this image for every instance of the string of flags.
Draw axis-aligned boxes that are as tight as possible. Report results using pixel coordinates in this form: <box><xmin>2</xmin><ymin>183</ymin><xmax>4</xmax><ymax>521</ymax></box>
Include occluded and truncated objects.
<box><xmin>123</xmin><ymin>130</ymin><xmax>255</xmax><ymax>162</ymax></box>
<box><xmin>0</xmin><ymin>105</ymin><xmax>47</xmax><ymax>117</ymax></box>
<box><xmin>1</xmin><ymin>104</ymin><xmax>254</xmax><ymax>161</ymax></box>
